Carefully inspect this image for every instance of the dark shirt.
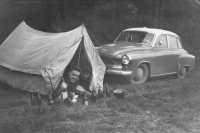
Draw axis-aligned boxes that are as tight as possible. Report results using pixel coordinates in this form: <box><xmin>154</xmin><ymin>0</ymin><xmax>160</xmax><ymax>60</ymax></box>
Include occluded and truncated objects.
<box><xmin>65</xmin><ymin>77</ymin><xmax>79</xmax><ymax>93</ymax></box>
<box><xmin>52</xmin><ymin>77</ymin><xmax>79</xmax><ymax>99</ymax></box>
<box><xmin>79</xmin><ymin>79</ymin><xmax>90</xmax><ymax>92</ymax></box>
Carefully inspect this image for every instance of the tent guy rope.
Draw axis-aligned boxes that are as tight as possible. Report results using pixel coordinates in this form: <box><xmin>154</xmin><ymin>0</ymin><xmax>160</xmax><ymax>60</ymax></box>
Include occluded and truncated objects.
<box><xmin>85</xmin><ymin>26</ymin><xmax>151</xmax><ymax>105</ymax></box>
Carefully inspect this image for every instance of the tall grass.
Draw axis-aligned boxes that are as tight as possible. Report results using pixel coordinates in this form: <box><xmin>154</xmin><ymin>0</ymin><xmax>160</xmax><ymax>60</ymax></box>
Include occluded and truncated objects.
<box><xmin>0</xmin><ymin>69</ymin><xmax>200</xmax><ymax>133</ymax></box>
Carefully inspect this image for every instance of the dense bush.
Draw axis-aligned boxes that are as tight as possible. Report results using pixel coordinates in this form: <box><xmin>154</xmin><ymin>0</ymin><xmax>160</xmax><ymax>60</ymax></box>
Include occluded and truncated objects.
<box><xmin>0</xmin><ymin>0</ymin><xmax>199</xmax><ymax>56</ymax></box>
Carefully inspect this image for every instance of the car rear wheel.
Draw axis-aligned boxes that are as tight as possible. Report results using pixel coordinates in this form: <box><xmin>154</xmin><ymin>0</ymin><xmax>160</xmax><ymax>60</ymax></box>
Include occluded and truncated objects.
<box><xmin>130</xmin><ymin>63</ymin><xmax>149</xmax><ymax>84</ymax></box>
<box><xmin>177</xmin><ymin>66</ymin><xmax>187</xmax><ymax>79</ymax></box>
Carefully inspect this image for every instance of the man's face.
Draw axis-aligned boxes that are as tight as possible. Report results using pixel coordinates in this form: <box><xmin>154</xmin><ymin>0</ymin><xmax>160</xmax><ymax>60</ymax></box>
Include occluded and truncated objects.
<box><xmin>68</xmin><ymin>70</ymin><xmax>80</xmax><ymax>83</ymax></box>
<box><xmin>82</xmin><ymin>72</ymin><xmax>90</xmax><ymax>80</ymax></box>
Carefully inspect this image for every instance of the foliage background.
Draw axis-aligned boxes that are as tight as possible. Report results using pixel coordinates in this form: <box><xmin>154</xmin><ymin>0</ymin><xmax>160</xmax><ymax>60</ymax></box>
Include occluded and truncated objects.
<box><xmin>0</xmin><ymin>0</ymin><xmax>199</xmax><ymax>56</ymax></box>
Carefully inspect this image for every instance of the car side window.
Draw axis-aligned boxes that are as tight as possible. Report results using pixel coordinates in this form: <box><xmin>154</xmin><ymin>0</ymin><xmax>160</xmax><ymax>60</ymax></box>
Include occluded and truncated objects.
<box><xmin>168</xmin><ymin>35</ymin><xmax>178</xmax><ymax>48</ymax></box>
<box><xmin>177</xmin><ymin>38</ymin><xmax>183</xmax><ymax>48</ymax></box>
<box><xmin>154</xmin><ymin>35</ymin><xmax>167</xmax><ymax>48</ymax></box>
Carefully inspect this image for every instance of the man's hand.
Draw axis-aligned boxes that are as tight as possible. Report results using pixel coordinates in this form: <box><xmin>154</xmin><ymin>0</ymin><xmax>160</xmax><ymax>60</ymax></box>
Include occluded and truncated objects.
<box><xmin>60</xmin><ymin>82</ymin><xmax>68</xmax><ymax>91</ymax></box>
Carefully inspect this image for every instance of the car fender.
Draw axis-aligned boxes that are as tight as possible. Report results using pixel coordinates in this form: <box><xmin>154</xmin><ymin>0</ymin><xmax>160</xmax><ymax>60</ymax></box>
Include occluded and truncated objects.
<box><xmin>178</xmin><ymin>54</ymin><xmax>195</xmax><ymax>71</ymax></box>
<box><xmin>127</xmin><ymin>54</ymin><xmax>154</xmax><ymax>78</ymax></box>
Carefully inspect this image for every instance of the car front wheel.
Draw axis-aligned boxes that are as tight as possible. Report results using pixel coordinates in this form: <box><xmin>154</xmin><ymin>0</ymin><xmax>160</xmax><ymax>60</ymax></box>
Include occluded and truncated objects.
<box><xmin>130</xmin><ymin>63</ymin><xmax>149</xmax><ymax>84</ymax></box>
<box><xmin>177</xmin><ymin>66</ymin><xmax>187</xmax><ymax>79</ymax></box>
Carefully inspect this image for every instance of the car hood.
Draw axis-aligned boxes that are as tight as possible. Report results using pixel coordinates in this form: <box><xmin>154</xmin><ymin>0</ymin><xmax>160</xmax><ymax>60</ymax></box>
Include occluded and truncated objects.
<box><xmin>97</xmin><ymin>41</ymin><xmax>151</xmax><ymax>59</ymax></box>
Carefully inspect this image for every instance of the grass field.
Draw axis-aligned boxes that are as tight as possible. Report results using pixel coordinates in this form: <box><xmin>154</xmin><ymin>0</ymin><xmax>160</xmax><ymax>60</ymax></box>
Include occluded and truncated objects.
<box><xmin>0</xmin><ymin>62</ymin><xmax>200</xmax><ymax>133</ymax></box>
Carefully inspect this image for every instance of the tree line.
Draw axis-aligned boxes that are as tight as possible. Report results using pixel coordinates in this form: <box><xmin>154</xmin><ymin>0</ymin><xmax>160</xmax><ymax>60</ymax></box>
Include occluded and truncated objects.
<box><xmin>0</xmin><ymin>0</ymin><xmax>200</xmax><ymax>54</ymax></box>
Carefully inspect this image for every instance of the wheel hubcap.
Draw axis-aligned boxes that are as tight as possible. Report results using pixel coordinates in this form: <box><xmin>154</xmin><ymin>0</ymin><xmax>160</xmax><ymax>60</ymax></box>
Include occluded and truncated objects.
<box><xmin>134</xmin><ymin>68</ymin><xmax>144</xmax><ymax>81</ymax></box>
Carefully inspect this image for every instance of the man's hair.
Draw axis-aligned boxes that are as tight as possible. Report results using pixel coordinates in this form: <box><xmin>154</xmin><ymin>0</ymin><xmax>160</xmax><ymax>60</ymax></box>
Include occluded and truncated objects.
<box><xmin>84</xmin><ymin>67</ymin><xmax>92</xmax><ymax>73</ymax></box>
<box><xmin>69</xmin><ymin>65</ymin><xmax>82</xmax><ymax>73</ymax></box>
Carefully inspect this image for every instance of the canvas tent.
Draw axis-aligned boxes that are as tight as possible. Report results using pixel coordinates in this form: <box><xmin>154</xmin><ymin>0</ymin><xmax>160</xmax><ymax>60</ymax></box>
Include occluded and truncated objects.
<box><xmin>0</xmin><ymin>21</ymin><xmax>106</xmax><ymax>95</ymax></box>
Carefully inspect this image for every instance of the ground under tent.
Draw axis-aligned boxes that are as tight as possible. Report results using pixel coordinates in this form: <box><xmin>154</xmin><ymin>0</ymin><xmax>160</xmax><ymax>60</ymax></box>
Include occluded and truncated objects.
<box><xmin>0</xmin><ymin>21</ymin><xmax>106</xmax><ymax>95</ymax></box>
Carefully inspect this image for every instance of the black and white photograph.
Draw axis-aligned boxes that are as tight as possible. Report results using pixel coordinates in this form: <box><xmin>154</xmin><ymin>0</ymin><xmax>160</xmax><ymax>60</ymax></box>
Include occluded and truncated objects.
<box><xmin>0</xmin><ymin>0</ymin><xmax>199</xmax><ymax>132</ymax></box>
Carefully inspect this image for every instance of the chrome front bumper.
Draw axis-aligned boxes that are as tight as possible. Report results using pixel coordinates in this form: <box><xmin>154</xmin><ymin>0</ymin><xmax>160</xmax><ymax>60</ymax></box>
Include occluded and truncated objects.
<box><xmin>106</xmin><ymin>69</ymin><xmax>132</xmax><ymax>76</ymax></box>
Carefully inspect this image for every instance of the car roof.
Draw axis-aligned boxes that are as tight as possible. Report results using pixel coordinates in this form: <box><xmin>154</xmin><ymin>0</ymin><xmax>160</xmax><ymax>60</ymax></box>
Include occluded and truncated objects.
<box><xmin>124</xmin><ymin>27</ymin><xmax>179</xmax><ymax>37</ymax></box>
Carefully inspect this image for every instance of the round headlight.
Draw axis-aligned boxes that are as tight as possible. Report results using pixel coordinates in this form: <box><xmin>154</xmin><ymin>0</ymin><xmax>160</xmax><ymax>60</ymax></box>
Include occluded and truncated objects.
<box><xmin>122</xmin><ymin>55</ymin><xmax>130</xmax><ymax>65</ymax></box>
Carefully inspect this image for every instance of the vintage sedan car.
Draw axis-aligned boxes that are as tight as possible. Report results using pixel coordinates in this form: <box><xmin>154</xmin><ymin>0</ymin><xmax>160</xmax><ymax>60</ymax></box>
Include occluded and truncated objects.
<box><xmin>96</xmin><ymin>27</ymin><xmax>195</xmax><ymax>84</ymax></box>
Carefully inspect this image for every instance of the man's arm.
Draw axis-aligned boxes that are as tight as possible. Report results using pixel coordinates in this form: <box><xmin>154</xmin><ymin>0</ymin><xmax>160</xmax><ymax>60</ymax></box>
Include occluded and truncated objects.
<box><xmin>75</xmin><ymin>85</ymin><xmax>92</xmax><ymax>98</ymax></box>
<box><xmin>52</xmin><ymin>80</ymin><xmax>68</xmax><ymax>100</ymax></box>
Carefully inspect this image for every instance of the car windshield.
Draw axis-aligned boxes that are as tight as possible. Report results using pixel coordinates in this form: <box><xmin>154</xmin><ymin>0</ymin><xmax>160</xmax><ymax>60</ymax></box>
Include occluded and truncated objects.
<box><xmin>114</xmin><ymin>31</ymin><xmax>154</xmax><ymax>46</ymax></box>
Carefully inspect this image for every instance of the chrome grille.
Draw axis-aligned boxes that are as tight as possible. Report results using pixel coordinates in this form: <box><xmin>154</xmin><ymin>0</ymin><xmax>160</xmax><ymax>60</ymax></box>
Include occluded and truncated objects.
<box><xmin>102</xmin><ymin>58</ymin><xmax>122</xmax><ymax>69</ymax></box>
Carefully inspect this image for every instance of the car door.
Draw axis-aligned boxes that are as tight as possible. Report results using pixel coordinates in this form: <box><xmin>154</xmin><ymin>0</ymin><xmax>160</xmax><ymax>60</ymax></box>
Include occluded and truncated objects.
<box><xmin>167</xmin><ymin>35</ymin><xmax>182</xmax><ymax>73</ymax></box>
<box><xmin>152</xmin><ymin>34</ymin><xmax>171</xmax><ymax>75</ymax></box>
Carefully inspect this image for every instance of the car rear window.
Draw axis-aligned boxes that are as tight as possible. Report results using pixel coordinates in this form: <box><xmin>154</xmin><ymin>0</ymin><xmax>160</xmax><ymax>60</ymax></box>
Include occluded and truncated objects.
<box><xmin>154</xmin><ymin>35</ymin><xmax>167</xmax><ymax>48</ymax></box>
<box><xmin>168</xmin><ymin>35</ymin><xmax>178</xmax><ymax>48</ymax></box>
<box><xmin>177</xmin><ymin>38</ymin><xmax>183</xmax><ymax>48</ymax></box>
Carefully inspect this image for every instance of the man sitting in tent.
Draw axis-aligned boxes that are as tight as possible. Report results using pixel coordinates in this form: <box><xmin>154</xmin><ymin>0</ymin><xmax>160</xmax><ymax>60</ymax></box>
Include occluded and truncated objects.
<box><xmin>79</xmin><ymin>67</ymin><xmax>92</xmax><ymax>93</ymax></box>
<box><xmin>52</xmin><ymin>65</ymin><xmax>92</xmax><ymax>102</ymax></box>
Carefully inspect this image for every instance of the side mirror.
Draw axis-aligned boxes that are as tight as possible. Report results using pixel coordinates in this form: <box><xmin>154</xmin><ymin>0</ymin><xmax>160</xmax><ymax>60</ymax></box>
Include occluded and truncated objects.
<box><xmin>158</xmin><ymin>41</ymin><xmax>163</xmax><ymax>45</ymax></box>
